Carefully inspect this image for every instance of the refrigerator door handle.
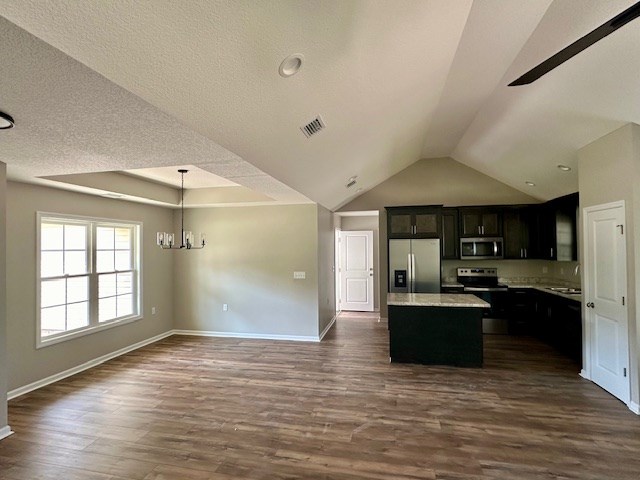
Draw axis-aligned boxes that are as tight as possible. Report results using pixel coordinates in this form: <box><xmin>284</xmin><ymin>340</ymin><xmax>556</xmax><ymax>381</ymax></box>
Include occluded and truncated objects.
<box><xmin>411</xmin><ymin>253</ymin><xmax>416</xmax><ymax>293</ymax></box>
<box><xmin>407</xmin><ymin>253</ymin><xmax>413</xmax><ymax>292</ymax></box>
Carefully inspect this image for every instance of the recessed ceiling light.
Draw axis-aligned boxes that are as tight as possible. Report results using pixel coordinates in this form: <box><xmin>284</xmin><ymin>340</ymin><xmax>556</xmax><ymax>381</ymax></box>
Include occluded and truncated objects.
<box><xmin>279</xmin><ymin>53</ymin><xmax>304</xmax><ymax>77</ymax></box>
<box><xmin>0</xmin><ymin>111</ymin><xmax>15</xmax><ymax>129</ymax></box>
<box><xmin>525</xmin><ymin>181</ymin><xmax>536</xmax><ymax>186</ymax></box>
<box><xmin>557</xmin><ymin>164</ymin><xmax>572</xmax><ymax>171</ymax></box>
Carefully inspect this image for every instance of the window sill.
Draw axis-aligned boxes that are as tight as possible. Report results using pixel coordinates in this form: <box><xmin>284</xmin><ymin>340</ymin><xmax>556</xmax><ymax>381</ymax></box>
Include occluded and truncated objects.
<box><xmin>37</xmin><ymin>314</ymin><xmax>143</xmax><ymax>349</ymax></box>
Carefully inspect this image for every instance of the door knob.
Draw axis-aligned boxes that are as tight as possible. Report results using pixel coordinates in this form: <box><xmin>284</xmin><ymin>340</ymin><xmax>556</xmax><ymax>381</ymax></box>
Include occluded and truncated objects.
<box><xmin>586</xmin><ymin>302</ymin><xmax>595</xmax><ymax>308</ymax></box>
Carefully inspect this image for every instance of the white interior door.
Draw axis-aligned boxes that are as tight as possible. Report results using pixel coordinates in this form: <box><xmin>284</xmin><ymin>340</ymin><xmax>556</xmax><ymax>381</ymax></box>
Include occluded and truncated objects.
<box><xmin>339</xmin><ymin>230</ymin><xmax>374</xmax><ymax>311</ymax></box>
<box><xmin>584</xmin><ymin>201</ymin><xmax>629</xmax><ymax>404</ymax></box>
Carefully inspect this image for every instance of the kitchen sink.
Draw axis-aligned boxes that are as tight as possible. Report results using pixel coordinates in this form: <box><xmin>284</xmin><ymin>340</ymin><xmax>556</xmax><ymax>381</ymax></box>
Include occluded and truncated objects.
<box><xmin>547</xmin><ymin>287</ymin><xmax>582</xmax><ymax>295</ymax></box>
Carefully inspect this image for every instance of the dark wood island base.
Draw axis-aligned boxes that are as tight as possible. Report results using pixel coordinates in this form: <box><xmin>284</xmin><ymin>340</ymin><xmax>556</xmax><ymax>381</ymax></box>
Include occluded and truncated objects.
<box><xmin>388</xmin><ymin>293</ymin><xmax>490</xmax><ymax>367</ymax></box>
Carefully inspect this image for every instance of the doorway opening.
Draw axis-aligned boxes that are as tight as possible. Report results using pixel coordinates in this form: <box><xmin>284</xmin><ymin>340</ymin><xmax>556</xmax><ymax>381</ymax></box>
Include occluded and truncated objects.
<box><xmin>335</xmin><ymin>211</ymin><xmax>380</xmax><ymax>315</ymax></box>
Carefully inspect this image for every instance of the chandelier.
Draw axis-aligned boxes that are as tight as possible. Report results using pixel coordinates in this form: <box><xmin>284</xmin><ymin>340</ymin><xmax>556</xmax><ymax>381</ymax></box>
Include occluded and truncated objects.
<box><xmin>156</xmin><ymin>169</ymin><xmax>206</xmax><ymax>249</ymax></box>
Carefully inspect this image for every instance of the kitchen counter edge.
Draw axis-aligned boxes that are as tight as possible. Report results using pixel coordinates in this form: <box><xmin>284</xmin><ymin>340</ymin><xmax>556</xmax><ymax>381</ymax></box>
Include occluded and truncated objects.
<box><xmin>503</xmin><ymin>284</ymin><xmax>582</xmax><ymax>303</ymax></box>
<box><xmin>388</xmin><ymin>293</ymin><xmax>490</xmax><ymax>308</ymax></box>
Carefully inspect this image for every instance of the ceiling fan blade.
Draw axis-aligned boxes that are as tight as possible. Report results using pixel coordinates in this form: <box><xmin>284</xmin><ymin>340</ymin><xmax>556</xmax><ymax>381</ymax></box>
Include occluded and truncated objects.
<box><xmin>509</xmin><ymin>1</ymin><xmax>640</xmax><ymax>86</ymax></box>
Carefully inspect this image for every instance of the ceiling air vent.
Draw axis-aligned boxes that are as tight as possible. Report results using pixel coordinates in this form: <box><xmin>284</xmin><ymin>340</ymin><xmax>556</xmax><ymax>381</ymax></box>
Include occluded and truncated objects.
<box><xmin>300</xmin><ymin>115</ymin><xmax>325</xmax><ymax>138</ymax></box>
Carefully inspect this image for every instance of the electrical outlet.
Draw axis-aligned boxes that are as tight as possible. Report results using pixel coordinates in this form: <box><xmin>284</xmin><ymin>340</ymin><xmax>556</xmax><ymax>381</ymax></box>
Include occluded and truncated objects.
<box><xmin>151</xmin><ymin>307</ymin><xmax>156</xmax><ymax>315</ymax></box>
<box><xmin>223</xmin><ymin>304</ymin><xmax>228</xmax><ymax>311</ymax></box>
<box><xmin>542</xmin><ymin>266</ymin><xmax>548</xmax><ymax>274</ymax></box>
<box><xmin>294</xmin><ymin>271</ymin><xmax>306</xmax><ymax>279</ymax></box>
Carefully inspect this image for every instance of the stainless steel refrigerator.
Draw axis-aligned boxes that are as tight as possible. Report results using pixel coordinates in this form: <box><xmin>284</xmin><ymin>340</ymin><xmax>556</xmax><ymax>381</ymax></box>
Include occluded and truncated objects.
<box><xmin>389</xmin><ymin>238</ymin><xmax>441</xmax><ymax>293</ymax></box>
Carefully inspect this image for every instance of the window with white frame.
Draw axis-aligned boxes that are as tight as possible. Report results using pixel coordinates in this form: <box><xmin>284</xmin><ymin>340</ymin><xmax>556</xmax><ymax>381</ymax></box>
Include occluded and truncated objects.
<box><xmin>38</xmin><ymin>213</ymin><xmax>141</xmax><ymax>346</ymax></box>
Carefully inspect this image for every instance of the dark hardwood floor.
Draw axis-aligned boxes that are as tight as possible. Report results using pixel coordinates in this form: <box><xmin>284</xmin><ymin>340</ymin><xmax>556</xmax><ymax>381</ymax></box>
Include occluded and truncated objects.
<box><xmin>1</xmin><ymin>314</ymin><xmax>639</xmax><ymax>479</ymax></box>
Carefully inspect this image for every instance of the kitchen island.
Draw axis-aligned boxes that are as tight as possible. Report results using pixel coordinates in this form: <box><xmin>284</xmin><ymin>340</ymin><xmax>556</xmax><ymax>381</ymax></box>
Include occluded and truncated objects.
<box><xmin>387</xmin><ymin>293</ymin><xmax>490</xmax><ymax>367</ymax></box>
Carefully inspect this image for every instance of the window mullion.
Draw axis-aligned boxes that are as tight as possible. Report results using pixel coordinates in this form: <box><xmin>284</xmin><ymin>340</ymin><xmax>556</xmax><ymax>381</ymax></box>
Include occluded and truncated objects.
<box><xmin>113</xmin><ymin>229</ymin><xmax>118</xmax><ymax>318</ymax></box>
<box><xmin>62</xmin><ymin>225</ymin><xmax>67</xmax><ymax>333</ymax></box>
<box><xmin>90</xmin><ymin>222</ymin><xmax>99</xmax><ymax>326</ymax></box>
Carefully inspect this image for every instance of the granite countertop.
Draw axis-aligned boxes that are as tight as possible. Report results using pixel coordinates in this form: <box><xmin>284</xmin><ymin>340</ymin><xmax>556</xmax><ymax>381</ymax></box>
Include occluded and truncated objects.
<box><xmin>387</xmin><ymin>293</ymin><xmax>490</xmax><ymax>308</ymax></box>
<box><xmin>532</xmin><ymin>286</ymin><xmax>582</xmax><ymax>302</ymax></box>
<box><xmin>500</xmin><ymin>280</ymin><xmax>582</xmax><ymax>302</ymax></box>
<box><xmin>441</xmin><ymin>280</ymin><xmax>581</xmax><ymax>302</ymax></box>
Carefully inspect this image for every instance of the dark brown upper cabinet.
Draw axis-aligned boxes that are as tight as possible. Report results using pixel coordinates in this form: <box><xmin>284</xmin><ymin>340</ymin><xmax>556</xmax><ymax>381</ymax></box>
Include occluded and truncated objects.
<box><xmin>503</xmin><ymin>206</ymin><xmax>534</xmax><ymax>259</ymax></box>
<box><xmin>536</xmin><ymin>193</ymin><xmax>579</xmax><ymax>261</ymax></box>
<box><xmin>441</xmin><ymin>208</ymin><xmax>459</xmax><ymax>259</ymax></box>
<box><xmin>459</xmin><ymin>207</ymin><xmax>502</xmax><ymax>237</ymax></box>
<box><xmin>386</xmin><ymin>206</ymin><xmax>442</xmax><ymax>239</ymax></box>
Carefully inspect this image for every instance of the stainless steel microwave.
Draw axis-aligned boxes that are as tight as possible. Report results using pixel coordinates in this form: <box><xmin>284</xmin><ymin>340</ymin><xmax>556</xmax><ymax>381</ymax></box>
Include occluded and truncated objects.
<box><xmin>460</xmin><ymin>237</ymin><xmax>504</xmax><ymax>260</ymax></box>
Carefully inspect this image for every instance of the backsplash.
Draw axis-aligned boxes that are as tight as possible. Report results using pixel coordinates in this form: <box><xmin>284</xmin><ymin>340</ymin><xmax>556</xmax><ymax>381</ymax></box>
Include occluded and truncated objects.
<box><xmin>442</xmin><ymin>259</ymin><xmax>581</xmax><ymax>287</ymax></box>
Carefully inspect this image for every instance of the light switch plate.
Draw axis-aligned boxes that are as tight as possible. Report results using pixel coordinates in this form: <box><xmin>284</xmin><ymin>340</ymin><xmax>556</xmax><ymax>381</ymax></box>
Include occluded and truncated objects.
<box><xmin>293</xmin><ymin>271</ymin><xmax>306</xmax><ymax>279</ymax></box>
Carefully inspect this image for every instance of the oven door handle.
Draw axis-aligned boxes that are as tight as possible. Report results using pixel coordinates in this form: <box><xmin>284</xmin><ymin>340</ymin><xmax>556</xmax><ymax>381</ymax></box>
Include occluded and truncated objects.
<box><xmin>494</xmin><ymin>241</ymin><xmax>498</xmax><ymax>256</ymax></box>
<box><xmin>463</xmin><ymin>286</ymin><xmax>509</xmax><ymax>292</ymax></box>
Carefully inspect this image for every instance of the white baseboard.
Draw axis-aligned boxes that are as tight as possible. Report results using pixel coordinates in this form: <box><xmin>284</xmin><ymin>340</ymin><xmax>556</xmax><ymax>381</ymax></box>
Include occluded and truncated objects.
<box><xmin>7</xmin><ymin>324</ymin><xmax>340</xmax><ymax>401</ymax></box>
<box><xmin>8</xmin><ymin>330</ymin><xmax>174</xmax><ymax>400</ymax></box>
<box><xmin>319</xmin><ymin>315</ymin><xmax>337</xmax><ymax>340</ymax></box>
<box><xmin>7</xmin><ymin>326</ymin><xmax>329</xmax><ymax>400</ymax></box>
<box><xmin>172</xmin><ymin>329</ymin><xmax>320</xmax><ymax>342</ymax></box>
<box><xmin>0</xmin><ymin>426</ymin><xmax>14</xmax><ymax>441</ymax></box>
<box><xmin>579</xmin><ymin>369</ymin><xmax>590</xmax><ymax>380</ymax></box>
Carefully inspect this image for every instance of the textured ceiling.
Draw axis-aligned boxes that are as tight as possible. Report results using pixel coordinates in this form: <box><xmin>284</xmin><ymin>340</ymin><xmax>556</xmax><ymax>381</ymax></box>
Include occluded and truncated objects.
<box><xmin>0</xmin><ymin>15</ymin><xmax>310</xmax><ymax>206</ymax></box>
<box><xmin>124</xmin><ymin>166</ymin><xmax>238</xmax><ymax>189</ymax></box>
<box><xmin>1</xmin><ymin>1</ymin><xmax>639</xmax><ymax>209</ymax></box>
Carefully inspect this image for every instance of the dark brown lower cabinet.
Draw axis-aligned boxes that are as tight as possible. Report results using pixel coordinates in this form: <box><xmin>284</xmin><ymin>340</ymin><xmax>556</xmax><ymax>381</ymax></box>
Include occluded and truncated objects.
<box><xmin>507</xmin><ymin>289</ymin><xmax>582</xmax><ymax>365</ymax></box>
<box><xmin>388</xmin><ymin>305</ymin><xmax>483</xmax><ymax>367</ymax></box>
<box><xmin>506</xmin><ymin>288</ymin><xmax>537</xmax><ymax>334</ymax></box>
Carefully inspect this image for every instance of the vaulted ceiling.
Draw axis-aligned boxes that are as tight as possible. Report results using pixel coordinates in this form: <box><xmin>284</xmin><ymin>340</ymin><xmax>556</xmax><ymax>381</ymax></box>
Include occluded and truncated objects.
<box><xmin>1</xmin><ymin>1</ymin><xmax>639</xmax><ymax>210</ymax></box>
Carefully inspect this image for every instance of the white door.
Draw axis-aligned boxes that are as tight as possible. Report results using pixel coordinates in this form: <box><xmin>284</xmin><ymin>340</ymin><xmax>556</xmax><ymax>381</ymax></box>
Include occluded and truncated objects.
<box><xmin>339</xmin><ymin>230</ymin><xmax>374</xmax><ymax>311</ymax></box>
<box><xmin>584</xmin><ymin>201</ymin><xmax>629</xmax><ymax>404</ymax></box>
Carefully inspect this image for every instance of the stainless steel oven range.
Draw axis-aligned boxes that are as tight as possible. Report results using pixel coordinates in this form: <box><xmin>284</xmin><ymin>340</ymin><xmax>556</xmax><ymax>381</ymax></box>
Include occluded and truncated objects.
<box><xmin>457</xmin><ymin>267</ymin><xmax>509</xmax><ymax>334</ymax></box>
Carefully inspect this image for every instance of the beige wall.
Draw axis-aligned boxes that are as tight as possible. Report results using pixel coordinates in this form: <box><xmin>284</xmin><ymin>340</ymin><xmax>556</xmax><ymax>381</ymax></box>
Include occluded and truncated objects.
<box><xmin>317</xmin><ymin>205</ymin><xmax>336</xmax><ymax>334</ymax></box>
<box><xmin>339</xmin><ymin>215</ymin><xmax>381</xmax><ymax>310</ymax></box>
<box><xmin>339</xmin><ymin>157</ymin><xmax>540</xmax><ymax>316</ymax></box>
<box><xmin>342</xmin><ymin>157</ymin><xmax>538</xmax><ymax>211</ymax></box>
<box><xmin>578</xmin><ymin>124</ymin><xmax>640</xmax><ymax>407</ymax></box>
<box><xmin>173</xmin><ymin>204</ymin><xmax>321</xmax><ymax>337</ymax></box>
<box><xmin>5</xmin><ymin>186</ymin><xmax>335</xmax><ymax>396</ymax></box>
<box><xmin>0</xmin><ymin>163</ymin><xmax>8</xmax><ymax>433</ymax></box>
<box><xmin>6</xmin><ymin>182</ymin><xmax>175</xmax><ymax>390</ymax></box>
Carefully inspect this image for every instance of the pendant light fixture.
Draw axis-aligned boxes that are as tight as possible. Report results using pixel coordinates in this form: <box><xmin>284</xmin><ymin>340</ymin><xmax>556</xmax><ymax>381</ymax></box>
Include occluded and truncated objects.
<box><xmin>156</xmin><ymin>169</ymin><xmax>206</xmax><ymax>249</ymax></box>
